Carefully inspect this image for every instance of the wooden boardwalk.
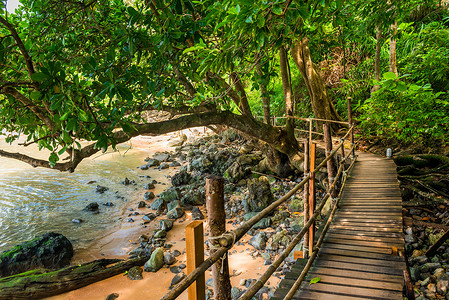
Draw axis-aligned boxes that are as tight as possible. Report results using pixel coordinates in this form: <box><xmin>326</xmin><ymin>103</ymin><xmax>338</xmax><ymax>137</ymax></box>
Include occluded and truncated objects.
<box><xmin>273</xmin><ymin>152</ymin><xmax>406</xmax><ymax>299</ymax></box>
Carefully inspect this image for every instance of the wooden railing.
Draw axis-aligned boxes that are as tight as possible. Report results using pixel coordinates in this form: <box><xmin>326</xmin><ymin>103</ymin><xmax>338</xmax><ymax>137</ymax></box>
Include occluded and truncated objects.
<box><xmin>162</xmin><ymin>102</ymin><xmax>358</xmax><ymax>300</ymax></box>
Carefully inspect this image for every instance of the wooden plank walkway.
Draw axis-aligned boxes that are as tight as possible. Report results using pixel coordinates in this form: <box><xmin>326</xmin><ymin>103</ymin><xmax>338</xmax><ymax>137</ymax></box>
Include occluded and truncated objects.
<box><xmin>273</xmin><ymin>152</ymin><xmax>406</xmax><ymax>299</ymax></box>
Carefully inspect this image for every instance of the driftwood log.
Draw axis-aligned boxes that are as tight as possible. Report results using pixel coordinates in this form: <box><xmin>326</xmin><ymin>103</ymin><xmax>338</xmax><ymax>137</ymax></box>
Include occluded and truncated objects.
<box><xmin>0</xmin><ymin>256</ymin><xmax>148</xmax><ymax>299</ymax></box>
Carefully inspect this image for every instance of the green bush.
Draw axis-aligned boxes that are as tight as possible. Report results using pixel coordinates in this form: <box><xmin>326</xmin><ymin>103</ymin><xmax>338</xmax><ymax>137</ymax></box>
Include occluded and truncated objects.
<box><xmin>359</xmin><ymin>72</ymin><xmax>449</xmax><ymax>145</ymax></box>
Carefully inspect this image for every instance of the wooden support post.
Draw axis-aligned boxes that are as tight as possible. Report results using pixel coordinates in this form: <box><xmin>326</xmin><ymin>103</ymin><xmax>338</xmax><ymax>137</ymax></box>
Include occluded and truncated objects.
<box><xmin>340</xmin><ymin>138</ymin><xmax>345</xmax><ymax>164</ymax></box>
<box><xmin>303</xmin><ymin>140</ymin><xmax>310</xmax><ymax>258</ymax></box>
<box><xmin>323</xmin><ymin>123</ymin><xmax>337</xmax><ymax>202</ymax></box>
<box><xmin>308</xmin><ymin>143</ymin><xmax>316</xmax><ymax>252</ymax></box>
<box><xmin>347</xmin><ymin>97</ymin><xmax>355</xmax><ymax>157</ymax></box>
<box><xmin>186</xmin><ymin>221</ymin><xmax>205</xmax><ymax>300</ymax></box>
<box><xmin>205</xmin><ymin>176</ymin><xmax>231</xmax><ymax>300</ymax></box>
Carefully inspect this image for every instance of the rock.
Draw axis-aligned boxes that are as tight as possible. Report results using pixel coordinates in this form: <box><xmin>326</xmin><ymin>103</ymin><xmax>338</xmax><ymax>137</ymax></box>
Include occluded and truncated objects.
<box><xmin>410</xmin><ymin>267</ymin><xmax>421</xmax><ymax>282</ymax></box>
<box><xmin>243</xmin><ymin>212</ymin><xmax>271</xmax><ymax>229</ymax></box>
<box><xmin>179</xmin><ymin>263</ymin><xmax>186</xmax><ymax>269</ymax></box>
<box><xmin>72</xmin><ymin>218</ymin><xmax>83</xmax><ymax>224</ymax></box>
<box><xmin>160</xmin><ymin>188</ymin><xmax>180</xmax><ymax>202</ymax></box>
<box><xmin>267</xmin><ymin>230</ymin><xmax>290</xmax><ymax>251</ymax></box>
<box><xmin>224</xmin><ymin>162</ymin><xmax>248</xmax><ymax>183</ymax></box>
<box><xmin>146</xmin><ymin>159</ymin><xmax>161</xmax><ymax>167</ymax></box>
<box><xmin>404</xmin><ymin>234</ymin><xmax>416</xmax><ymax>243</ymax></box>
<box><xmin>170</xmin><ymin>161</ymin><xmax>181</xmax><ymax>167</ymax></box>
<box><xmin>159</xmin><ymin>162</ymin><xmax>170</xmax><ymax>170</ymax></box>
<box><xmin>159</xmin><ymin>219</ymin><xmax>174</xmax><ymax>231</ymax></box>
<box><xmin>142</xmin><ymin>213</ymin><xmax>156</xmax><ymax>222</ymax></box>
<box><xmin>181</xmin><ymin>190</ymin><xmax>204</xmax><ymax>206</ymax></box>
<box><xmin>244</xmin><ymin>176</ymin><xmax>274</xmax><ymax>213</ymax></box>
<box><xmin>231</xmin><ymin>287</ymin><xmax>243</xmax><ymax>299</ymax></box>
<box><xmin>437</xmin><ymin>274</ymin><xmax>449</xmax><ymax>294</ymax></box>
<box><xmin>127</xmin><ymin>218</ymin><xmax>135</xmax><ymax>222</ymax></box>
<box><xmin>127</xmin><ymin>266</ymin><xmax>143</xmax><ymax>280</ymax></box>
<box><xmin>154</xmin><ymin>230</ymin><xmax>167</xmax><ymax>239</ymax></box>
<box><xmin>83</xmin><ymin>202</ymin><xmax>99</xmax><ymax>211</ymax></box>
<box><xmin>170</xmin><ymin>266</ymin><xmax>182</xmax><ymax>273</ymax></box>
<box><xmin>144</xmin><ymin>247</ymin><xmax>164</xmax><ymax>272</ymax></box>
<box><xmin>106</xmin><ymin>293</ymin><xmax>119</xmax><ymax>300</ymax></box>
<box><xmin>137</xmin><ymin>201</ymin><xmax>147</xmax><ymax>208</ymax></box>
<box><xmin>249</xmin><ymin>232</ymin><xmax>267</xmax><ymax>250</ymax></box>
<box><xmin>153</xmin><ymin>153</ymin><xmax>170</xmax><ymax>162</ymax></box>
<box><xmin>164</xmin><ymin>252</ymin><xmax>176</xmax><ymax>265</ymax></box>
<box><xmin>420</xmin><ymin>262</ymin><xmax>442</xmax><ymax>273</ymax></box>
<box><xmin>290</xmin><ymin>216</ymin><xmax>305</xmax><ymax>232</ymax></box>
<box><xmin>172</xmin><ymin>249</ymin><xmax>181</xmax><ymax>257</ymax></box>
<box><xmin>150</xmin><ymin>198</ymin><xmax>165</xmax><ymax>211</ymax></box>
<box><xmin>167</xmin><ymin>200</ymin><xmax>182</xmax><ymax>212</ymax></box>
<box><xmin>167</xmin><ymin>207</ymin><xmax>185</xmax><ymax>219</ymax></box>
<box><xmin>191</xmin><ymin>207</ymin><xmax>205</xmax><ymax>220</ymax></box>
<box><xmin>144</xmin><ymin>191</ymin><xmax>155</xmax><ymax>200</ymax></box>
<box><xmin>144</xmin><ymin>183</ymin><xmax>155</xmax><ymax>190</ymax></box>
<box><xmin>0</xmin><ymin>232</ymin><xmax>73</xmax><ymax>277</ymax></box>
<box><xmin>171</xmin><ymin>170</ymin><xmax>192</xmax><ymax>186</ymax></box>
<box><xmin>288</xmin><ymin>196</ymin><xmax>303</xmax><ymax>212</ymax></box>
<box><xmin>96</xmin><ymin>185</ymin><xmax>108</xmax><ymax>194</ymax></box>
<box><xmin>122</xmin><ymin>178</ymin><xmax>135</xmax><ymax>185</ymax></box>
<box><xmin>221</xmin><ymin>129</ymin><xmax>239</xmax><ymax>143</ymax></box>
<box><xmin>140</xmin><ymin>164</ymin><xmax>149</xmax><ymax>170</ymax></box>
<box><xmin>103</xmin><ymin>202</ymin><xmax>114</xmax><ymax>207</ymax></box>
<box><xmin>170</xmin><ymin>273</ymin><xmax>185</xmax><ymax>289</ymax></box>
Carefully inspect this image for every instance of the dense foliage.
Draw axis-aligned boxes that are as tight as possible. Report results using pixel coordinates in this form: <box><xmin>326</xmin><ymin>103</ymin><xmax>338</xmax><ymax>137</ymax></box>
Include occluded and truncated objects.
<box><xmin>0</xmin><ymin>0</ymin><xmax>448</xmax><ymax>171</ymax></box>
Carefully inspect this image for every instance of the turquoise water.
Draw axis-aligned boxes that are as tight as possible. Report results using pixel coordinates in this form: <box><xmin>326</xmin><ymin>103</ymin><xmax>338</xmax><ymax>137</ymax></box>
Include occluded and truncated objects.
<box><xmin>0</xmin><ymin>144</ymin><xmax>151</xmax><ymax>254</ymax></box>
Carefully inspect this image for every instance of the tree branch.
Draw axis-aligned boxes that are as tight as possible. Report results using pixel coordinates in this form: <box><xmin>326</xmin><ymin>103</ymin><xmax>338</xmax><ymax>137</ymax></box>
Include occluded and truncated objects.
<box><xmin>0</xmin><ymin>15</ymin><xmax>36</xmax><ymax>79</ymax></box>
<box><xmin>0</xmin><ymin>111</ymin><xmax>302</xmax><ymax>172</ymax></box>
<box><xmin>1</xmin><ymin>87</ymin><xmax>55</xmax><ymax>130</ymax></box>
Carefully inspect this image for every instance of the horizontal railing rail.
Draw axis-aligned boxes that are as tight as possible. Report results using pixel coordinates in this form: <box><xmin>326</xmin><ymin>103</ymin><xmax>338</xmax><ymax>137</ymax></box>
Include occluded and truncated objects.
<box><xmin>162</xmin><ymin>109</ymin><xmax>358</xmax><ymax>300</ymax></box>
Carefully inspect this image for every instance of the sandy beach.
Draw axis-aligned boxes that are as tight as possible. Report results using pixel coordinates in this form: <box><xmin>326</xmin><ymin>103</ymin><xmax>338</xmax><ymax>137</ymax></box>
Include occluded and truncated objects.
<box><xmin>45</xmin><ymin>128</ymin><xmax>280</xmax><ymax>300</ymax></box>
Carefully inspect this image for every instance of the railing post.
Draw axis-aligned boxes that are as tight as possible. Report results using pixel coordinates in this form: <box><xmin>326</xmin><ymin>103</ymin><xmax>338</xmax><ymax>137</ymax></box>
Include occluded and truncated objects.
<box><xmin>308</xmin><ymin>143</ymin><xmax>316</xmax><ymax>253</ymax></box>
<box><xmin>323</xmin><ymin>123</ymin><xmax>337</xmax><ymax>203</ymax></box>
<box><xmin>303</xmin><ymin>140</ymin><xmax>310</xmax><ymax>258</ymax></box>
<box><xmin>347</xmin><ymin>97</ymin><xmax>355</xmax><ymax>158</ymax></box>
<box><xmin>205</xmin><ymin>176</ymin><xmax>231</xmax><ymax>300</ymax></box>
<box><xmin>186</xmin><ymin>221</ymin><xmax>205</xmax><ymax>300</ymax></box>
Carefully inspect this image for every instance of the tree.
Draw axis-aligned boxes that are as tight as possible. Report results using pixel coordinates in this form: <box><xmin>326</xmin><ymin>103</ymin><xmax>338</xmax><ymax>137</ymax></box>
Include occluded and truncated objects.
<box><xmin>0</xmin><ymin>0</ymin><xmax>344</xmax><ymax>173</ymax></box>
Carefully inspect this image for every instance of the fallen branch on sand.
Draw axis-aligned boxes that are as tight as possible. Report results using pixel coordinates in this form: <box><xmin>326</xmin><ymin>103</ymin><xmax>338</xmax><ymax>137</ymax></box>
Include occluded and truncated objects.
<box><xmin>0</xmin><ymin>256</ymin><xmax>149</xmax><ymax>300</ymax></box>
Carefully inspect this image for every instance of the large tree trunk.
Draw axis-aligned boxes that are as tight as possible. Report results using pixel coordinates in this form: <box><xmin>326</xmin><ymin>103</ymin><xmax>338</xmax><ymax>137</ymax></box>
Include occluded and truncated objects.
<box><xmin>291</xmin><ymin>38</ymin><xmax>343</xmax><ymax>126</ymax></box>
<box><xmin>0</xmin><ymin>257</ymin><xmax>148</xmax><ymax>299</ymax></box>
<box><xmin>372</xmin><ymin>26</ymin><xmax>383</xmax><ymax>93</ymax></box>
<box><xmin>279</xmin><ymin>47</ymin><xmax>296</xmax><ymax>139</ymax></box>
<box><xmin>389</xmin><ymin>21</ymin><xmax>398</xmax><ymax>76</ymax></box>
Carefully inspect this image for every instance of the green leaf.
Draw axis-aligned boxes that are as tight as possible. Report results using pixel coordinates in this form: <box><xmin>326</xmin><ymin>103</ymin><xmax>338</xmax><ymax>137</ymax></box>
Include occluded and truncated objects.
<box><xmin>30</xmin><ymin>91</ymin><xmax>41</xmax><ymax>100</ymax></box>
<box><xmin>382</xmin><ymin>72</ymin><xmax>397</xmax><ymax>80</ymax></box>
<box><xmin>397</xmin><ymin>81</ymin><xmax>407</xmax><ymax>92</ymax></box>
<box><xmin>272</xmin><ymin>6</ymin><xmax>282</xmax><ymax>15</ymax></box>
<box><xmin>60</xmin><ymin>112</ymin><xmax>71</xmax><ymax>121</ymax></box>
<box><xmin>49</xmin><ymin>152</ymin><xmax>59</xmax><ymax>167</ymax></box>
<box><xmin>31</xmin><ymin>72</ymin><xmax>48</xmax><ymax>82</ymax></box>
<box><xmin>309</xmin><ymin>277</ymin><xmax>321</xmax><ymax>284</ymax></box>
<box><xmin>78</xmin><ymin>110</ymin><xmax>89</xmax><ymax>122</ymax></box>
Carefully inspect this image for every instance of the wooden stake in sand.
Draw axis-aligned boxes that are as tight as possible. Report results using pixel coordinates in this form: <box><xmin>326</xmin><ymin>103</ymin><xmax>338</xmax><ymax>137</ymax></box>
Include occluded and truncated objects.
<box><xmin>186</xmin><ymin>220</ymin><xmax>205</xmax><ymax>300</ymax></box>
<box><xmin>206</xmin><ymin>176</ymin><xmax>231</xmax><ymax>300</ymax></box>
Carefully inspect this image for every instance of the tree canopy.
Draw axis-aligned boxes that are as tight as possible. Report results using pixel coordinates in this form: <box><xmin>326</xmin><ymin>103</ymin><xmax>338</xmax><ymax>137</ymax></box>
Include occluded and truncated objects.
<box><xmin>1</xmin><ymin>0</ymin><xmax>448</xmax><ymax>172</ymax></box>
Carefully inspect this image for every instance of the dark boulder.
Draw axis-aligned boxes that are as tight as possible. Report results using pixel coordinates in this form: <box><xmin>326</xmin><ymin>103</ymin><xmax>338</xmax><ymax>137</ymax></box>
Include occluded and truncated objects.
<box><xmin>171</xmin><ymin>170</ymin><xmax>192</xmax><ymax>187</ymax></box>
<box><xmin>96</xmin><ymin>185</ymin><xmax>109</xmax><ymax>194</ymax></box>
<box><xmin>244</xmin><ymin>176</ymin><xmax>274</xmax><ymax>213</ymax></box>
<box><xmin>83</xmin><ymin>202</ymin><xmax>99</xmax><ymax>212</ymax></box>
<box><xmin>0</xmin><ymin>232</ymin><xmax>73</xmax><ymax>277</ymax></box>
